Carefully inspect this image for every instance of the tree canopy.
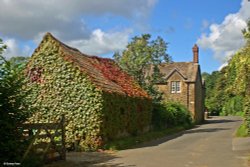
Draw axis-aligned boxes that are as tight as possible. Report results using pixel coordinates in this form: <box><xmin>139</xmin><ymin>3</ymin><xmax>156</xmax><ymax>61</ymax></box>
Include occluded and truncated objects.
<box><xmin>203</xmin><ymin>20</ymin><xmax>250</xmax><ymax>116</ymax></box>
<box><xmin>114</xmin><ymin>34</ymin><xmax>171</xmax><ymax>102</ymax></box>
<box><xmin>0</xmin><ymin>40</ymin><xmax>30</xmax><ymax>162</ymax></box>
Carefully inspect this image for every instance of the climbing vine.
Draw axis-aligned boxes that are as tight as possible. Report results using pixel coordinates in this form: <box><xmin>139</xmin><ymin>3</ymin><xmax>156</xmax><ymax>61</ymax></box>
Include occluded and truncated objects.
<box><xmin>91</xmin><ymin>56</ymin><xmax>149</xmax><ymax>97</ymax></box>
<box><xmin>25</xmin><ymin>34</ymin><xmax>152</xmax><ymax>150</ymax></box>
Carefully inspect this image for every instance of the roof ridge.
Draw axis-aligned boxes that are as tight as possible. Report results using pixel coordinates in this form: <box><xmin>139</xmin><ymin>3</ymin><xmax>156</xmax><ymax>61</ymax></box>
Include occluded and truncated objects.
<box><xmin>163</xmin><ymin>68</ymin><xmax>187</xmax><ymax>80</ymax></box>
<box><xmin>45</xmin><ymin>33</ymin><xmax>117</xmax><ymax>63</ymax></box>
<box><xmin>44</xmin><ymin>32</ymin><xmax>81</xmax><ymax>53</ymax></box>
<box><xmin>40</xmin><ymin>32</ymin><xmax>149</xmax><ymax>98</ymax></box>
<box><xmin>158</xmin><ymin>61</ymin><xmax>198</xmax><ymax>82</ymax></box>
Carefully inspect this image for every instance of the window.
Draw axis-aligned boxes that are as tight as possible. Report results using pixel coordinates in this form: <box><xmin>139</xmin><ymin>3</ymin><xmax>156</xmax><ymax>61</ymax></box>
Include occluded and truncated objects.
<box><xmin>171</xmin><ymin>81</ymin><xmax>181</xmax><ymax>93</ymax></box>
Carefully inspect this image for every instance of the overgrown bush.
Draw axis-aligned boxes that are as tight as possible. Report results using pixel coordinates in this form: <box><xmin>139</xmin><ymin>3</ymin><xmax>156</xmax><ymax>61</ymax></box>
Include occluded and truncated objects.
<box><xmin>221</xmin><ymin>95</ymin><xmax>244</xmax><ymax>116</ymax></box>
<box><xmin>152</xmin><ymin>102</ymin><xmax>192</xmax><ymax>129</ymax></box>
<box><xmin>243</xmin><ymin>97</ymin><xmax>250</xmax><ymax>135</ymax></box>
<box><xmin>0</xmin><ymin>53</ymin><xmax>30</xmax><ymax>162</ymax></box>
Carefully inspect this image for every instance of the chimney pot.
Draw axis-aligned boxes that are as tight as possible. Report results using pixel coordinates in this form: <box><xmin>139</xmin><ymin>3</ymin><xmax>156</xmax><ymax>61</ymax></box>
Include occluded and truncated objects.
<box><xmin>192</xmin><ymin>44</ymin><xmax>199</xmax><ymax>63</ymax></box>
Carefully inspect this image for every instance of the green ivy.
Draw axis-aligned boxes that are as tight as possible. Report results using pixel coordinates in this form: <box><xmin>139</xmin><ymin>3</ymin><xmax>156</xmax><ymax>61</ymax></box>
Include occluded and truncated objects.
<box><xmin>25</xmin><ymin>35</ymin><xmax>152</xmax><ymax>150</ymax></box>
<box><xmin>101</xmin><ymin>93</ymin><xmax>152</xmax><ymax>139</ymax></box>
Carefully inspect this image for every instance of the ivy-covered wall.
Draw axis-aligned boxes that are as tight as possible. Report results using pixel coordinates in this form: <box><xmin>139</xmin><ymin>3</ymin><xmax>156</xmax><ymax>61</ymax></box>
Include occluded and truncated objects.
<box><xmin>26</xmin><ymin>38</ymin><xmax>104</xmax><ymax>149</ymax></box>
<box><xmin>101</xmin><ymin>93</ymin><xmax>152</xmax><ymax>140</ymax></box>
<box><xmin>25</xmin><ymin>34</ymin><xmax>152</xmax><ymax>150</ymax></box>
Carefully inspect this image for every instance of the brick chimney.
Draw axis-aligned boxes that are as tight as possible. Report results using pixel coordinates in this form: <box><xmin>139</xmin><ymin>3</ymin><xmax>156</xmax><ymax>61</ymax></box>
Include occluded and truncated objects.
<box><xmin>192</xmin><ymin>44</ymin><xmax>199</xmax><ymax>63</ymax></box>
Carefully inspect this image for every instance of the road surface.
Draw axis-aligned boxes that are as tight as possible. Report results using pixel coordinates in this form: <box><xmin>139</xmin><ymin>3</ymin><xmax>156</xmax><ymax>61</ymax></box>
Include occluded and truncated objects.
<box><xmin>105</xmin><ymin>116</ymin><xmax>250</xmax><ymax>167</ymax></box>
<box><xmin>46</xmin><ymin>116</ymin><xmax>250</xmax><ymax>167</ymax></box>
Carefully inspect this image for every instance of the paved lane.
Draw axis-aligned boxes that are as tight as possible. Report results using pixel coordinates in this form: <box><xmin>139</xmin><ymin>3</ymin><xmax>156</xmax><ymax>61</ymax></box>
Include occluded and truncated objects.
<box><xmin>106</xmin><ymin>116</ymin><xmax>250</xmax><ymax>167</ymax></box>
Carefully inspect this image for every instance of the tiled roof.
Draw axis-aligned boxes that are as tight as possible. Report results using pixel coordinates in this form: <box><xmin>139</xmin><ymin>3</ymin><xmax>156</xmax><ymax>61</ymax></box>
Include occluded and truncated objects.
<box><xmin>39</xmin><ymin>33</ymin><xmax>149</xmax><ymax>98</ymax></box>
<box><xmin>158</xmin><ymin>62</ymin><xmax>199</xmax><ymax>82</ymax></box>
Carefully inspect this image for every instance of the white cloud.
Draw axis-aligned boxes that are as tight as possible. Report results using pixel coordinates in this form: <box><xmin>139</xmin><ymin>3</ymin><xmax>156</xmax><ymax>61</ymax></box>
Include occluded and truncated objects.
<box><xmin>0</xmin><ymin>0</ymin><xmax>157</xmax><ymax>58</ymax></box>
<box><xmin>197</xmin><ymin>0</ymin><xmax>250</xmax><ymax>63</ymax></box>
<box><xmin>218</xmin><ymin>62</ymin><xmax>228</xmax><ymax>71</ymax></box>
<box><xmin>3</xmin><ymin>39</ymin><xmax>32</xmax><ymax>59</ymax></box>
<box><xmin>0</xmin><ymin>0</ymin><xmax>156</xmax><ymax>40</ymax></box>
<box><xmin>67</xmin><ymin>29</ymin><xmax>133</xmax><ymax>55</ymax></box>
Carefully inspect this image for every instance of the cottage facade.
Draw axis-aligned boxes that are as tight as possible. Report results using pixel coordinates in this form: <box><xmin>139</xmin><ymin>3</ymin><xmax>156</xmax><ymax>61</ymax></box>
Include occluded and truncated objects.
<box><xmin>156</xmin><ymin>45</ymin><xmax>205</xmax><ymax>123</ymax></box>
<box><xmin>26</xmin><ymin>33</ymin><xmax>152</xmax><ymax>149</ymax></box>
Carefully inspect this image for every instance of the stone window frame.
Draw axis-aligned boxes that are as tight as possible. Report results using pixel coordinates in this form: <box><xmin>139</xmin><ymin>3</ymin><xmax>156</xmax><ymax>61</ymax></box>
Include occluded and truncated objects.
<box><xmin>171</xmin><ymin>81</ymin><xmax>181</xmax><ymax>93</ymax></box>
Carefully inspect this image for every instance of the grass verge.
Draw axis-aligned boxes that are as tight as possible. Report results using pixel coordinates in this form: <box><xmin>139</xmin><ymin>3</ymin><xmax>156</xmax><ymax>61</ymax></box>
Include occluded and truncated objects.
<box><xmin>236</xmin><ymin>122</ymin><xmax>249</xmax><ymax>137</ymax></box>
<box><xmin>103</xmin><ymin>124</ymin><xmax>193</xmax><ymax>151</ymax></box>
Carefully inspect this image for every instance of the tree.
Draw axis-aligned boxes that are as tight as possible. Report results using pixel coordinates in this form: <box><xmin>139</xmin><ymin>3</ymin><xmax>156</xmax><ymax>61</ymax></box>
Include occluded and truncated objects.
<box><xmin>9</xmin><ymin>56</ymin><xmax>29</xmax><ymax>67</ymax></box>
<box><xmin>242</xmin><ymin>20</ymin><xmax>250</xmax><ymax>44</ymax></box>
<box><xmin>203</xmin><ymin>20</ymin><xmax>250</xmax><ymax>116</ymax></box>
<box><xmin>0</xmin><ymin>38</ymin><xmax>7</xmax><ymax>56</ymax></box>
<box><xmin>202</xmin><ymin>71</ymin><xmax>228</xmax><ymax>115</ymax></box>
<box><xmin>114</xmin><ymin>34</ymin><xmax>171</xmax><ymax>102</ymax></box>
<box><xmin>0</xmin><ymin>40</ymin><xmax>30</xmax><ymax>162</ymax></box>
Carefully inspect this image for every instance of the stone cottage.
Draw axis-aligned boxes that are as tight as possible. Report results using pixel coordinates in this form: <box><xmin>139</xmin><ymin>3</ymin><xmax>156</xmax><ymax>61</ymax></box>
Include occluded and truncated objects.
<box><xmin>26</xmin><ymin>33</ymin><xmax>152</xmax><ymax>149</ymax></box>
<box><xmin>156</xmin><ymin>45</ymin><xmax>205</xmax><ymax>123</ymax></box>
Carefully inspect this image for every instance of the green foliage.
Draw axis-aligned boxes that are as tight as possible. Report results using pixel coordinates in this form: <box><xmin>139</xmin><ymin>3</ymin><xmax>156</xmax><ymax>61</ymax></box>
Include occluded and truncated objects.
<box><xmin>236</xmin><ymin>122</ymin><xmax>249</xmax><ymax>137</ymax></box>
<box><xmin>202</xmin><ymin>51</ymin><xmax>250</xmax><ymax>116</ymax></box>
<box><xmin>225</xmin><ymin>52</ymin><xmax>250</xmax><ymax>96</ymax></box>
<box><xmin>0</xmin><ymin>43</ymin><xmax>30</xmax><ymax>162</ymax></box>
<box><xmin>25</xmin><ymin>36</ymin><xmax>152</xmax><ymax>150</ymax></box>
<box><xmin>202</xmin><ymin>70</ymin><xmax>228</xmax><ymax>115</ymax></box>
<box><xmin>9</xmin><ymin>56</ymin><xmax>30</xmax><ymax>67</ymax></box>
<box><xmin>101</xmin><ymin>93</ymin><xmax>152</xmax><ymax>140</ymax></box>
<box><xmin>203</xmin><ymin>20</ymin><xmax>250</xmax><ymax>120</ymax></box>
<box><xmin>244</xmin><ymin>97</ymin><xmax>250</xmax><ymax>134</ymax></box>
<box><xmin>152</xmin><ymin>102</ymin><xmax>192</xmax><ymax>129</ymax></box>
<box><xmin>221</xmin><ymin>96</ymin><xmax>244</xmax><ymax>116</ymax></box>
<box><xmin>0</xmin><ymin>38</ymin><xmax>7</xmax><ymax>56</ymax></box>
<box><xmin>114</xmin><ymin>34</ymin><xmax>171</xmax><ymax>102</ymax></box>
<box><xmin>25</xmin><ymin>39</ymin><xmax>104</xmax><ymax>150</ymax></box>
<box><xmin>242</xmin><ymin>20</ymin><xmax>250</xmax><ymax>44</ymax></box>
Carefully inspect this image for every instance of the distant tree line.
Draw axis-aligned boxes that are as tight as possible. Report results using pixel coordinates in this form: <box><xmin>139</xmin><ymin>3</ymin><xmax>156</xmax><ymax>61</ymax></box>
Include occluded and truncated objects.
<box><xmin>202</xmin><ymin>21</ymin><xmax>250</xmax><ymax>120</ymax></box>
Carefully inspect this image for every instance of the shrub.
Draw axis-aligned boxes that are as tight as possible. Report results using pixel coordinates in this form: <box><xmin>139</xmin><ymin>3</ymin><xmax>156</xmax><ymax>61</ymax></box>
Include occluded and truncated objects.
<box><xmin>221</xmin><ymin>95</ymin><xmax>244</xmax><ymax>116</ymax></box>
<box><xmin>236</xmin><ymin>123</ymin><xmax>249</xmax><ymax>137</ymax></box>
<box><xmin>152</xmin><ymin>102</ymin><xmax>192</xmax><ymax>129</ymax></box>
<box><xmin>0</xmin><ymin>55</ymin><xmax>30</xmax><ymax>162</ymax></box>
<box><xmin>243</xmin><ymin>97</ymin><xmax>250</xmax><ymax>135</ymax></box>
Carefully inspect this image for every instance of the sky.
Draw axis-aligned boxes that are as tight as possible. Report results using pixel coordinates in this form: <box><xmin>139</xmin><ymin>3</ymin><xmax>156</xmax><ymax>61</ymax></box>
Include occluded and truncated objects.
<box><xmin>0</xmin><ymin>0</ymin><xmax>250</xmax><ymax>73</ymax></box>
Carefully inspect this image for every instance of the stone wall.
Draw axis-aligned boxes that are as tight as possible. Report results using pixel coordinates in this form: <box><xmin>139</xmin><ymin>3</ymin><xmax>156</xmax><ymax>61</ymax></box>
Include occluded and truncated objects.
<box><xmin>188</xmin><ymin>83</ymin><xmax>195</xmax><ymax>119</ymax></box>
<box><xmin>194</xmin><ymin>68</ymin><xmax>205</xmax><ymax>123</ymax></box>
<box><xmin>157</xmin><ymin>70</ymin><xmax>204</xmax><ymax>123</ymax></box>
<box><xmin>158</xmin><ymin>72</ymin><xmax>188</xmax><ymax>106</ymax></box>
<box><xmin>157</xmin><ymin>72</ymin><xmax>195</xmax><ymax>116</ymax></box>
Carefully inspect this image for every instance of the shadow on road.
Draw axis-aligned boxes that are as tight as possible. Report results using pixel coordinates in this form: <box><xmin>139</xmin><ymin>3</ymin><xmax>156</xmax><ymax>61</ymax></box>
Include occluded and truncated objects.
<box><xmin>185</xmin><ymin>127</ymin><xmax>230</xmax><ymax>134</ymax></box>
<box><xmin>204</xmin><ymin>117</ymin><xmax>241</xmax><ymax>124</ymax></box>
<box><xmin>45</xmin><ymin>116</ymin><xmax>243</xmax><ymax>167</ymax></box>
<box><xmin>45</xmin><ymin>151</ymin><xmax>136</xmax><ymax>167</ymax></box>
<box><xmin>133</xmin><ymin>131</ymin><xmax>185</xmax><ymax>149</ymax></box>
<box><xmin>133</xmin><ymin>126</ymin><xmax>229</xmax><ymax>149</ymax></box>
<box><xmin>132</xmin><ymin>116</ymin><xmax>241</xmax><ymax>149</ymax></box>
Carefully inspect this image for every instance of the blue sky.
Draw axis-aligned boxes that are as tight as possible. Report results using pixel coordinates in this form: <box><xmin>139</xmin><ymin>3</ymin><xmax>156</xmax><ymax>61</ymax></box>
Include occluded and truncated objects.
<box><xmin>0</xmin><ymin>0</ymin><xmax>249</xmax><ymax>73</ymax></box>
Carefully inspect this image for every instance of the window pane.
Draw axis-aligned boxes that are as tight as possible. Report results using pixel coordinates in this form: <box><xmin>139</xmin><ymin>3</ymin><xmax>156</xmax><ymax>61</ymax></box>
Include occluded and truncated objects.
<box><xmin>176</xmin><ymin>81</ymin><xmax>180</xmax><ymax>93</ymax></box>
<box><xmin>171</xmin><ymin>81</ymin><xmax>181</xmax><ymax>93</ymax></box>
<box><xmin>171</xmin><ymin>82</ymin><xmax>176</xmax><ymax>93</ymax></box>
